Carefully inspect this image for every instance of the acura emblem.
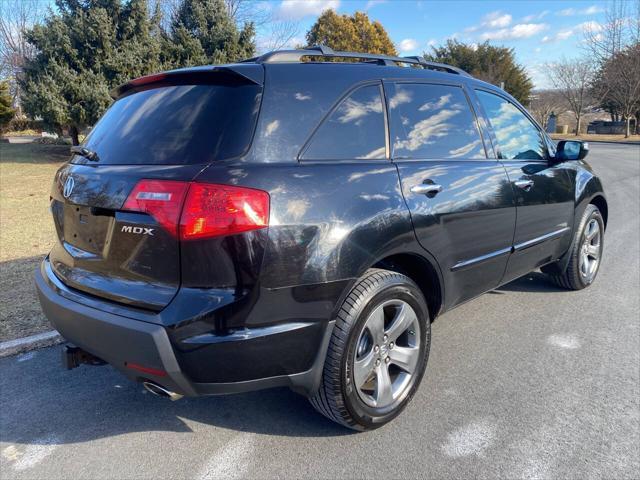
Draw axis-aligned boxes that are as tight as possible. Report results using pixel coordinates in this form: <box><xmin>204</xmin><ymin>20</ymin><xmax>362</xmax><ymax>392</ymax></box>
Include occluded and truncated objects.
<box><xmin>63</xmin><ymin>176</ymin><xmax>75</xmax><ymax>199</ymax></box>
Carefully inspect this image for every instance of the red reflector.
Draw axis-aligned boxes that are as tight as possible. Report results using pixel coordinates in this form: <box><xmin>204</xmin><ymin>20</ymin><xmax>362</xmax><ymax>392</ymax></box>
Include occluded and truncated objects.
<box><xmin>125</xmin><ymin>362</ymin><xmax>167</xmax><ymax>377</ymax></box>
<box><xmin>180</xmin><ymin>184</ymin><xmax>270</xmax><ymax>241</ymax></box>
<box><xmin>122</xmin><ymin>180</ymin><xmax>189</xmax><ymax>236</ymax></box>
<box><xmin>123</xmin><ymin>180</ymin><xmax>270</xmax><ymax>240</ymax></box>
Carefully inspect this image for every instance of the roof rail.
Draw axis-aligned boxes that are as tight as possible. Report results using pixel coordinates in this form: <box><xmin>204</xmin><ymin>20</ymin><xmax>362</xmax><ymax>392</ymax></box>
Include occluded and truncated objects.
<box><xmin>248</xmin><ymin>46</ymin><xmax>471</xmax><ymax>77</ymax></box>
<box><xmin>401</xmin><ymin>56</ymin><xmax>472</xmax><ymax>77</ymax></box>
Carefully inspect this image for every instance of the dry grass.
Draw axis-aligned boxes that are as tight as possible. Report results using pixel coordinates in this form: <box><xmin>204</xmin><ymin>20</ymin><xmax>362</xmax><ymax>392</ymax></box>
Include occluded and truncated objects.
<box><xmin>4</xmin><ymin>129</ymin><xmax>42</xmax><ymax>137</ymax></box>
<box><xmin>550</xmin><ymin>133</ymin><xmax>640</xmax><ymax>143</ymax></box>
<box><xmin>0</xmin><ymin>143</ymin><xmax>69</xmax><ymax>341</ymax></box>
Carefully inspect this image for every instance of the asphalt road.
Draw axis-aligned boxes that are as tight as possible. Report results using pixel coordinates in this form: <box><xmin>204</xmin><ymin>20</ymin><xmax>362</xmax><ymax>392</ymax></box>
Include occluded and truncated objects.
<box><xmin>1</xmin><ymin>143</ymin><xmax>639</xmax><ymax>479</ymax></box>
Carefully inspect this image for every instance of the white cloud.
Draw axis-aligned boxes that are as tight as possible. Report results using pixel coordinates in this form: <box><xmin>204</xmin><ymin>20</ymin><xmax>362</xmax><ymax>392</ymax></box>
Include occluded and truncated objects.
<box><xmin>522</xmin><ymin>10</ymin><xmax>550</xmax><ymax>22</ymax></box>
<box><xmin>484</xmin><ymin>11</ymin><xmax>513</xmax><ymax>28</ymax></box>
<box><xmin>365</xmin><ymin>0</ymin><xmax>386</xmax><ymax>9</ymax></box>
<box><xmin>464</xmin><ymin>10</ymin><xmax>547</xmax><ymax>42</ymax></box>
<box><xmin>557</xmin><ymin>8</ymin><xmax>576</xmax><ymax>16</ymax></box>
<box><xmin>399</xmin><ymin>38</ymin><xmax>419</xmax><ymax>52</ymax></box>
<box><xmin>557</xmin><ymin>30</ymin><xmax>574</xmax><ymax>40</ymax></box>
<box><xmin>541</xmin><ymin>29</ymin><xmax>574</xmax><ymax>43</ymax></box>
<box><xmin>466</xmin><ymin>10</ymin><xmax>512</xmax><ymax>32</ymax></box>
<box><xmin>278</xmin><ymin>0</ymin><xmax>340</xmax><ymax>20</ymax></box>
<box><xmin>576</xmin><ymin>21</ymin><xmax>603</xmax><ymax>32</ymax></box>
<box><xmin>427</xmin><ymin>38</ymin><xmax>438</xmax><ymax>47</ymax></box>
<box><xmin>584</xmin><ymin>5</ymin><xmax>604</xmax><ymax>14</ymax></box>
<box><xmin>540</xmin><ymin>20</ymin><xmax>602</xmax><ymax>45</ymax></box>
<box><xmin>480</xmin><ymin>23</ymin><xmax>548</xmax><ymax>41</ymax></box>
<box><xmin>557</xmin><ymin>5</ymin><xmax>604</xmax><ymax>16</ymax></box>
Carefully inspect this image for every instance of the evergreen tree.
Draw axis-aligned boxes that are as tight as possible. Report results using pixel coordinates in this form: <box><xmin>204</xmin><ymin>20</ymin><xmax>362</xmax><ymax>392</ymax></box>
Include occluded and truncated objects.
<box><xmin>163</xmin><ymin>0</ymin><xmax>255</xmax><ymax>68</ymax></box>
<box><xmin>20</xmin><ymin>0</ymin><xmax>164</xmax><ymax>144</ymax></box>
<box><xmin>0</xmin><ymin>81</ymin><xmax>16</xmax><ymax>133</ymax></box>
<box><xmin>426</xmin><ymin>40</ymin><xmax>533</xmax><ymax>104</ymax></box>
<box><xmin>305</xmin><ymin>10</ymin><xmax>397</xmax><ymax>56</ymax></box>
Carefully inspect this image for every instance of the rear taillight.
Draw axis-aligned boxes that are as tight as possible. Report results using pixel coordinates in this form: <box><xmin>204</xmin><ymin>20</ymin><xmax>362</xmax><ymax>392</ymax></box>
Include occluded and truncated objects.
<box><xmin>180</xmin><ymin>183</ymin><xmax>269</xmax><ymax>240</ymax></box>
<box><xmin>123</xmin><ymin>180</ymin><xmax>270</xmax><ymax>240</ymax></box>
<box><xmin>122</xmin><ymin>180</ymin><xmax>189</xmax><ymax>236</ymax></box>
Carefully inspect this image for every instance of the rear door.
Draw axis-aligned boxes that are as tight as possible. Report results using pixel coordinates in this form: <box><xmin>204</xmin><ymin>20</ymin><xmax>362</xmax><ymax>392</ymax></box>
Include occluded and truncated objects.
<box><xmin>48</xmin><ymin>68</ymin><xmax>263</xmax><ymax>310</ymax></box>
<box><xmin>387</xmin><ymin>81</ymin><xmax>516</xmax><ymax>308</ymax></box>
<box><xmin>474</xmin><ymin>89</ymin><xmax>575</xmax><ymax>284</ymax></box>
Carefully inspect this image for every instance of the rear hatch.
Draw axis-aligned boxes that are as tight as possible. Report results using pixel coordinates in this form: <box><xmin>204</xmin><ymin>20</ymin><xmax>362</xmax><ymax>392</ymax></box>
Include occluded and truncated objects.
<box><xmin>48</xmin><ymin>65</ymin><xmax>264</xmax><ymax>311</ymax></box>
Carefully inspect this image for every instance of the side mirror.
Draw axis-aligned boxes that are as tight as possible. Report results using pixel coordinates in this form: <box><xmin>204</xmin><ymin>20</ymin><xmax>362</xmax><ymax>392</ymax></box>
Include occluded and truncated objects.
<box><xmin>556</xmin><ymin>140</ymin><xmax>588</xmax><ymax>161</ymax></box>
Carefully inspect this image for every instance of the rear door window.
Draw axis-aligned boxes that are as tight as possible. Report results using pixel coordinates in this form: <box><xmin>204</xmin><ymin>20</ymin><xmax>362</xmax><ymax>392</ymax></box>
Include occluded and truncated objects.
<box><xmin>301</xmin><ymin>84</ymin><xmax>387</xmax><ymax>160</ymax></box>
<box><xmin>388</xmin><ymin>83</ymin><xmax>486</xmax><ymax>160</ymax></box>
<box><xmin>82</xmin><ymin>83</ymin><xmax>262</xmax><ymax>165</ymax></box>
<box><xmin>476</xmin><ymin>90</ymin><xmax>546</xmax><ymax>160</ymax></box>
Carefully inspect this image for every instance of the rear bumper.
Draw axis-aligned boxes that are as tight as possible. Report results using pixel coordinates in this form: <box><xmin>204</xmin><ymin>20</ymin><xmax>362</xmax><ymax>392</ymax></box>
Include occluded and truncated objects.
<box><xmin>35</xmin><ymin>259</ymin><xmax>333</xmax><ymax>397</ymax></box>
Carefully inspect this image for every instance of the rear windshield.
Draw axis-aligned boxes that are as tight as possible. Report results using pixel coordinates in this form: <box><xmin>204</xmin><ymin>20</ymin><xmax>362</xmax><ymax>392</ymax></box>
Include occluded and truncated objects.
<box><xmin>81</xmin><ymin>83</ymin><xmax>262</xmax><ymax>165</ymax></box>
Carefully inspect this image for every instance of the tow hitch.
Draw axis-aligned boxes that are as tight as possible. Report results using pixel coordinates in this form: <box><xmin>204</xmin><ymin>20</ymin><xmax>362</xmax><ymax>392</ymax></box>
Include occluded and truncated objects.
<box><xmin>62</xmin><ymin>344</ymin><xmax>106</xmax><ymax>370</ymax></box>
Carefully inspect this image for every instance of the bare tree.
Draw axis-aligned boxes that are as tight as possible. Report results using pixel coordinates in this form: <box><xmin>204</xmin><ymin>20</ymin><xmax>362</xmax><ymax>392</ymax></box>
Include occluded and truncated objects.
<box><xmin>225</xmin><ymin>0</ymin><xmax>271</xmax><ymax>27</ymax></box>
<box><xmin>261</xmin><ymin>20</ymin><xmax>300</xmax><ymax>51</ymax></box>
<box><xmin>584</xmin><ymin>0</ymin><xmax>640</xmax><ymax>63</ymax></box>
<box><xmin>597</xmin><ymin>44</ymin><xmax>640</xmax><ymax>137</ymax></box>
<box><xmin>529</xmin><ymin>90</ymin><xmax>566</xmax><ymax>130</ymax></box>
<box><xmin>224</xmin><ymin>0</ymin><xmax>300</xmax><ymax>53</ymax></box>
<box><xmin>583</xmin><ymin>0</ymin><xmax>640</xmax><ymax>136</ymax></box>
<box><xmin>548</xmin><ymin>58</ymin><xmax>597</xmax><ymax>135</ymax></box>
<box><xmin>0</xmin><ymin>0</ymin><xmax>45</xmax><ymax>109</ymax></box>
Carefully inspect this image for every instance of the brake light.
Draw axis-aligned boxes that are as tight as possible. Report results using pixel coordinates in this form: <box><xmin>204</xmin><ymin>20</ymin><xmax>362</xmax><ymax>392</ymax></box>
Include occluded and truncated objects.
<box><xmin>129</xmin><ymin>73</ymin><xmax>167</xmax><ymax>87</ymax></box>
<box><xmin>180</xmin><ymin>184</ymin><xmax>270</xmax><ymax>240</ymax></box>
<box><xmin>123</xmin><ymin>180</ymin><xmax>189</xmax><ymax>236</ymax></box>
<box><xmin>123</xmin><ymin>180</ymin><xmax>270</xmax><ymax>240</ymax></box>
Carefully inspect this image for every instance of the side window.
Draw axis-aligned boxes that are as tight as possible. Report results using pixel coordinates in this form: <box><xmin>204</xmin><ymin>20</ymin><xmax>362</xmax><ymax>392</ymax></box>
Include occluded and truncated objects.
<box><xmin>301</xmin><ymin>84</ymin><xmax>386</xmax><ymax>160</ymax></box>
<box><xmin>476</xmin><ymin>90</ymin><xmax>546</xmax><ymax>160</ymax></box>
<box><xmin>388</xmin><ymin>83</ymin><xmax>485</xmax><ymax>159</ymax></box>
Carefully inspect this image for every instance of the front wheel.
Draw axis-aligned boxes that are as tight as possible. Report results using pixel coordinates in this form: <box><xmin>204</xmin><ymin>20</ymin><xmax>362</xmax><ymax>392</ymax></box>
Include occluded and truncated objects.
<box><xmin>548</xmin><ymin>204</ymin><xmax>604</xmax><ymax>290</ymax></box>
<box><xmin>309</xmin><ymin>269</ymin><xmax>430</xmax><ymax>430</ymax></box>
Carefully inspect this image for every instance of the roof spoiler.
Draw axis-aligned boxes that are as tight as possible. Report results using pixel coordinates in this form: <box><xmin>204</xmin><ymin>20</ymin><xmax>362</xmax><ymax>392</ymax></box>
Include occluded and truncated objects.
<box><xmin>110</xmin><ymin>65</ymin><xmax>263</xmax><ymax>99</ymax></box>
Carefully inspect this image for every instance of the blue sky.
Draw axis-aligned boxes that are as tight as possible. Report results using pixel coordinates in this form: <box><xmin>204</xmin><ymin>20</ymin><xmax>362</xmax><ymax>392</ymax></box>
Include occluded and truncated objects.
<box><xmin>260</xmin><ymin>0</ymin><xmax>609</xmax><ymax>88</ymax></box>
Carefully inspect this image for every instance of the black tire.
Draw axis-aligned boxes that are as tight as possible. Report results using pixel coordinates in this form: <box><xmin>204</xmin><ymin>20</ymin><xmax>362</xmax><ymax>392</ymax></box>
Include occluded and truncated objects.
<box><xmin>548</xmin><ymin>204</ymin><xmax>604</xmax><ymax>290</ymax></box>
<box><xmin>309</xmin><ymin>268</ymin><xmax>431</xmax><ymax>431</ymax></box>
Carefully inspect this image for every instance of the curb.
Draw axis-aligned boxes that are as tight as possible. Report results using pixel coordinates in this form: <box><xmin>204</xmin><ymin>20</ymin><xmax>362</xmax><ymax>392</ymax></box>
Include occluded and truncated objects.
<box><xmin>0</xmin><ymin>330</ymin><xmax>62</xmax><ymax>358</ymax></box>
<box><xmin>551</xmin><ymin>138</ymin><xmax>640</xmax><ymax>146</ymax></box>
<box><xmin>584</xmin><ymin>140</ymin><xmax>640</xmax><ymax>146</ymax></box>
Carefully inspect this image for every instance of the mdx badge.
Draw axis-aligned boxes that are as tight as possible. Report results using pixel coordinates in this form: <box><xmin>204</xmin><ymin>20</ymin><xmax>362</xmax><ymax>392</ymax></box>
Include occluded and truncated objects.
<box><xmin>121</xmin><ymin>226</ymin><xmax>155</xmax><ymax>235</ymax></box>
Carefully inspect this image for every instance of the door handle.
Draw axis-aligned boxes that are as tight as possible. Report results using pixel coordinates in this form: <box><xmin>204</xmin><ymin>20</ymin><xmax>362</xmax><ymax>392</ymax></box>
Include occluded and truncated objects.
<box><xmin>410</xmin><ymin>183</ymin><xmax>443</xmax><ymax>196</ymax></box>
<box><xmin>514</xmin><ymin>179</ymin><xmax>534</xmax><ymax>191</ymax></box>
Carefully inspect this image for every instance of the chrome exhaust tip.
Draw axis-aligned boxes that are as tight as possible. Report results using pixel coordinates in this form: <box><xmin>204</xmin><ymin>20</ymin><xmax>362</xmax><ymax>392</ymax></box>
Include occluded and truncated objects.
<box><xmin>143</xmin><ymin>381</ymin><xmax>183</xmax><ymax>401</ymax></box>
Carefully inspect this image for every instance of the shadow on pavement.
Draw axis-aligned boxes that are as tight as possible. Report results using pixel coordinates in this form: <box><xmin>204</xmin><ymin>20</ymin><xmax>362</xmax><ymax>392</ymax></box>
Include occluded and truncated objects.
<box><xmin>0</xmin><ymin>347</ymin><xmax>354</xmax><ymax>446</ymax></box>
<box><xmin>491</xmin><ymin>271</ymin><xmax>566</xmax><ymax>294</ymax></box>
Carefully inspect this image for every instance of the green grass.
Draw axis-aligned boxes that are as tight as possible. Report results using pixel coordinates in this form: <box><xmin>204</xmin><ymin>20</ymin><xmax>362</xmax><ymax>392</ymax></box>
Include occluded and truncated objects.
<box><xmin>0</xmin><ymin>143</ymin><xmax>69</xmax><ymax>341</ymax></box>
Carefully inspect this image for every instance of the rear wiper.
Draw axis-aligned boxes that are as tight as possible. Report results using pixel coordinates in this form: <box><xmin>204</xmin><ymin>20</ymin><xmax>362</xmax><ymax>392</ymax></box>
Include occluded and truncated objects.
<box><xmin>70</xmin><ymin>145</ymin><xmax>100</xmax><ymax>162</ymax></box>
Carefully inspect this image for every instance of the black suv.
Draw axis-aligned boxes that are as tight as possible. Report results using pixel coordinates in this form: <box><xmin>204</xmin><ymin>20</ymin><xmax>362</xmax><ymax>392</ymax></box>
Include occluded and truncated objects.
<box><xmin>36</xmin><ymin>46</ymin><xmax>607</xmax><ymax>430</ymax></box>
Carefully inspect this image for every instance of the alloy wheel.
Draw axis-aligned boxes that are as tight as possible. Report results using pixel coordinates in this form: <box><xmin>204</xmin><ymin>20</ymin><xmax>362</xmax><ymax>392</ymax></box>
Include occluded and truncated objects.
<box><xmin>579</xmin><ymin>218</ymin><xmax>601</xmax><ymax>283</ymax></box>
<box><xmin>352</xmin><ymin>299</ymin><xmax>421</xmax><ymax>409</ymax></box>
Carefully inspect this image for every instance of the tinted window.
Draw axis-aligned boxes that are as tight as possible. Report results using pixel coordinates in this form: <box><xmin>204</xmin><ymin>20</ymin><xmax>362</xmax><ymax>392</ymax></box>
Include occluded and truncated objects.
<box><xmin>389</xmin><ymin>83</ymin><xmax>485</xmax><ymax>159</ymax></box>
<box><xmin>82</xmin><ymin>84</ymin><xmax>262</xmax><ymax>165</ymax></box>
<box><xmin>302</xmin><ymin>84</ymin><xmax>386</xmax><ymax>160</ymax></box>
<box><xmin>476</xmin><ymin>90</ymin><xmax>545</xmax><ymax>160</ymax></box>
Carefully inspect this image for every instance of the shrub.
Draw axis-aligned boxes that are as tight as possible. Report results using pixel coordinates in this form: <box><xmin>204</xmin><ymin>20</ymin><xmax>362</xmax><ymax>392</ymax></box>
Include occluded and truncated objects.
<box><xmin>31</xmin><ymin>136</ymin><xmax>71</xmax><ymax>145</ymax></box>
